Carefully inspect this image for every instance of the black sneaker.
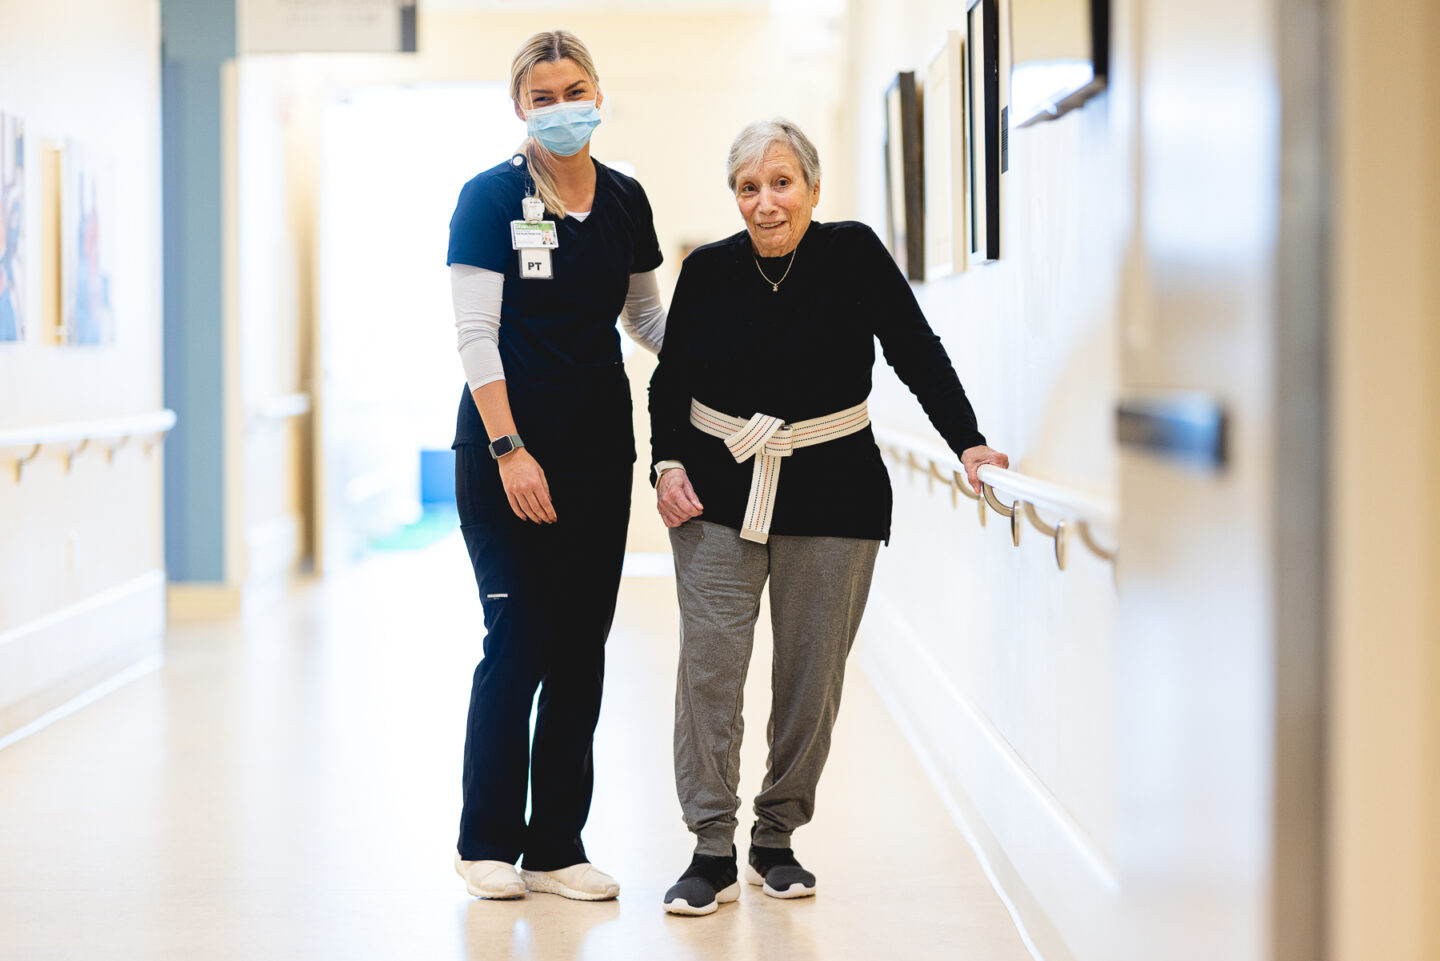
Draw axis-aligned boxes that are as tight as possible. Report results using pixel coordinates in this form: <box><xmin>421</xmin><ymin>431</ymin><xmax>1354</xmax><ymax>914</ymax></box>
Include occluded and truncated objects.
<box><xmin>663</xmin><ymin>850</ymin><xmax>740</xmax><ymax>916</ymax></box>
<box><xmin>746</xmin><ymin>844</ymin><xmax>817</xmax><ymax>899</ymax></box>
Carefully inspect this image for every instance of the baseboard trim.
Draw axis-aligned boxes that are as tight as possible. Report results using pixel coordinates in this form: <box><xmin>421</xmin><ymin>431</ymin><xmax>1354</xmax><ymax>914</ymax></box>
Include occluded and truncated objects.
<box><xmin>169</xmin><ymin>514</ymin><xmax>303</xmax><ymax>621</ymax></box>
<box><xmin>0</xmin><ymin>570</ymin><xmax>166</xmax><ymax>747</ymax></box>
<box><xmin>857</xmin><ymin>590</ymin><xmax>1115</xmax><ymax>961</ymax></box>
<box><xmin>0</xmin><ymin>654</ymin><xmax>163</xmax><ymax>752</ymax></box>
<box><xmin>167</xmin><ymin>583</ymin><xmax>244</xmax><ymax>619</ymax></box>
<box><xmin>0</xmin><ymin>570</ymin><xmax>166</xmax><ymax>651</ymax></box>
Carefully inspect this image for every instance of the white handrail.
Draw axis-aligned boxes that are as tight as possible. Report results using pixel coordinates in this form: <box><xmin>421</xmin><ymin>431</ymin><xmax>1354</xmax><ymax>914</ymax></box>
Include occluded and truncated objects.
<box><xmin>871</xmin><ymin>422</ymin><xmax>1118</xmax><ymax>569</ymax></box>
<box><xmin>247</xmin><ymin>392</ymin><xmax>312</xmax><ymax>429</ymax></box>
<box><xmin>976</xmin><ymin>464</ymin><xmax>1117</xmax><ymax>530</ymax></box>
<box><xmin>0</xmin><ymin>409</ymin><xmax>177</xmax><ymax>481</ymax></box>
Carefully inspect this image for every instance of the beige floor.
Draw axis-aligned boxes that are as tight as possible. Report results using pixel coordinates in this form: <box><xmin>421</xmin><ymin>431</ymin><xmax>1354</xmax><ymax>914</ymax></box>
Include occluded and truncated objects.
<box><xmin>0</xmin><ymin>533</ymin><xmax>1032</xmax><ymax>961</ymax></box>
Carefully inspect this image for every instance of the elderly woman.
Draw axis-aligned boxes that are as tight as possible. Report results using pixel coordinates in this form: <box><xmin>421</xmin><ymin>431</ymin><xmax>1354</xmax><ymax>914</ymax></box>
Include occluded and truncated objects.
<box><xmin>649</xmin><ymin>118</ymin><xmax>1009</xmax><ymax>916</ymax></box>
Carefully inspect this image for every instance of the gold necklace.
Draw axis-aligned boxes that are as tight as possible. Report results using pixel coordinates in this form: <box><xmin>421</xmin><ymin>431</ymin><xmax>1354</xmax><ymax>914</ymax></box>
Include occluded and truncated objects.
<box><xmin>753</xmin><ymin>246</ymin><xmax>797</xmax><ymax>292</ymax></box>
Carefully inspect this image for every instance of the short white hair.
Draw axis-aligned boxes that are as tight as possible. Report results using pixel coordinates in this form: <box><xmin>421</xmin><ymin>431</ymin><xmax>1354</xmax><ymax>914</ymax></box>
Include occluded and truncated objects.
<box><xmin>726</xmin><ymin>118</ymin><xmax>822</xmax><ymax>192</ymax></box>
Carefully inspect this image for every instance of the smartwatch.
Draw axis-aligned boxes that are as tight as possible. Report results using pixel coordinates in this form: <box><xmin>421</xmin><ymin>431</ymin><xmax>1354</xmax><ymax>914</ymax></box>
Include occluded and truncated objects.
<box><xmin>487</xmin><ymin>434</ymin><xmax>525</xmax><ymax>460</ymax></box>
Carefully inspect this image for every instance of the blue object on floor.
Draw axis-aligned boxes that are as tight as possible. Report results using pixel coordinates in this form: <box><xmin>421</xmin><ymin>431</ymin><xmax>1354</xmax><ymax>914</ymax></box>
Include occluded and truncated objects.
<box><xmin>421</xmin><ymin>448</ymin><xmax>457</xmax><ymax>504</ymax></box>
<box><xmin>368</xmin><ymin>504</ymin><xmax>459</xmax><ymax>551</ymax></box>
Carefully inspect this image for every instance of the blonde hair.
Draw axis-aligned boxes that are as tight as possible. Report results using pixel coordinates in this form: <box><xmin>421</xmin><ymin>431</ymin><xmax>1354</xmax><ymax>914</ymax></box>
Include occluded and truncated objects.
<box><xmin>509</xmin><ymin>30</ymin><xmax>600</xmax><ymax>220</ymax></box>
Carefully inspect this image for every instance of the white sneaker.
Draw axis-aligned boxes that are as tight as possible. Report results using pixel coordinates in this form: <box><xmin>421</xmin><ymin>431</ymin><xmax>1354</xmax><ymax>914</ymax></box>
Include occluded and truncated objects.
<box><xmin>454</xmin><ymin>854</ymin><xmax>526</xmax><ymax>899</ymax></box>
<box><xmin>520</xmin><ymin>862</ymin><xmax>621</xmax><ymax>901</ymax></box>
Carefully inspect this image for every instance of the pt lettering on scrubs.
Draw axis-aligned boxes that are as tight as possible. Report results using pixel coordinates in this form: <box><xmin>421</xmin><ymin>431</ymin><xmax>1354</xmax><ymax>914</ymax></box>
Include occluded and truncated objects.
<box><xmin>519</xmin><ymin>248</ymin><xmax>553</xmax><ymax>279</ymax></box>
<box><xmin>512</xmin><ymin>210</ymin><xmax>558</xmax><ymax>280</ymax></box>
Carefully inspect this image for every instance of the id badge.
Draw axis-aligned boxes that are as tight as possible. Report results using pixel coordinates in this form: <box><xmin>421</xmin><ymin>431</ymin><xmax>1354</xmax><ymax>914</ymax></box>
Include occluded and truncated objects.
<box><xmin>519</xmin><ymin>248</ymin><xmax>553</xmax><ymax>279</ymax></box>
<box><xmin>512</xmin><ymin>196</ymin><xmax>557</xmax><ymax>280</ymax></box>
<box><xmin>510</xmin><ymin>220</ymin><xmax>558</xmax><ymax>250</ymax></box>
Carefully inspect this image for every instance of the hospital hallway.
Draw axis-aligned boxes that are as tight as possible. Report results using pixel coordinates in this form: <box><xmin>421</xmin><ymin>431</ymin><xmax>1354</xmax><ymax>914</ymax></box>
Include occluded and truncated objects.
<box><xmin>0</xmin><ymin>537</ymin><xmax>1032</xmax><ymax>961</ymax></box>
<box><xmin>3</xmin><ymin>0</ymin><xmax>1438</xmax><ymax>959</ymax></box>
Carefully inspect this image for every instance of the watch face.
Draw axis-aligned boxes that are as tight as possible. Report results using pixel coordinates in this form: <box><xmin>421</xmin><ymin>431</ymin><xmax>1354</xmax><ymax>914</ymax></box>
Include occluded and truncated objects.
<box><xmin>490</xmin><ymin>436</ymin><xmax>515</xmax><ymax>458</ymax></box>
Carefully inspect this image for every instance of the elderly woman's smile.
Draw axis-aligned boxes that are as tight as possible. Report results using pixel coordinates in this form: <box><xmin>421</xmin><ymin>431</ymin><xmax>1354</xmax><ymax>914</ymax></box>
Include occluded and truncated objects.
<box><xmin>733</xmin><ymin>144</ymin><xmax>821</xmax><ymax>258</ymax></box>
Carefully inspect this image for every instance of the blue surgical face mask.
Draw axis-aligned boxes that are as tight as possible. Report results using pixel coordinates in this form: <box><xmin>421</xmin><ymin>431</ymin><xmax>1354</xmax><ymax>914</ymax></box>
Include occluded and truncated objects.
<box><xmin>526</xmin><ymin>99</ymin><xmax>602</xmax><ymax>157</ymax></box>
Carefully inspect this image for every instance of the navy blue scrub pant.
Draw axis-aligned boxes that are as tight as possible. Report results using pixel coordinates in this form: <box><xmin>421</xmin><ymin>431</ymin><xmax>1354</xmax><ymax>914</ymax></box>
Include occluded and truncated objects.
<box><xmin>454</xmin><ymin>444</ymin><xmax>631</xmax><ymax>870</ymax></box>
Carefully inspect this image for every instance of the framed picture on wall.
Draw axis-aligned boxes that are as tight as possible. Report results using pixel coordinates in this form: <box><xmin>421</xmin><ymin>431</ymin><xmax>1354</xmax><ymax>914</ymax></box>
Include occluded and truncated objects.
<box><xmin>1010</xmin><ymin>0</ymin><xmax>1109</xmax><ymax>126</ymax></box>
<box><xmin>0</xmin><ymin>113</ymin><xmax>24</xmax><ymax>344</ymax></box>
<box><xmin>923</xmin><ymin>32</ymin><xmax>968</xmax><ymax>279</ymax></box>
<box><xmin>967</xmin><ymin>0</ymin><xmax>1007</xmax><ymax>263</ymax></box>
<box><xmin>59</xmin><ymin>140</ymin><xmax>115</xmax><ymax>345</ymax></box>
<box><xmin>884</xmin><ymin>71</ymin><xmax>925</xmax><ymax>281</ymax></box>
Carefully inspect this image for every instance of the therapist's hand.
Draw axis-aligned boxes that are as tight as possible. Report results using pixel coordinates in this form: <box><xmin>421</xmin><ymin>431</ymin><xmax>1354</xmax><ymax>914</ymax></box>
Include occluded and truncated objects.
<box><xmin>498</xmin><ymin>448</ymin><xmax>557</xmax><ymax>523</ymax></box>
<box><xmin>960</xmin><ymin>445</ymin><xmax>1010</xmax><ymax>495</ymax></box>
<box><xmin>656</xmin><ymin>469</ymin><xmax>704</xmax><ymax>528</ymax></box>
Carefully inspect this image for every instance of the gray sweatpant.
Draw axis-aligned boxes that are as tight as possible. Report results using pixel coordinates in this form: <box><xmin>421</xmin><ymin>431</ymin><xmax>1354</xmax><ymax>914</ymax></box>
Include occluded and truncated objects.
<box><xmin>669</xmin><ymin>519</ymin><xmax>881</xmax><ymax>856</ymax></box>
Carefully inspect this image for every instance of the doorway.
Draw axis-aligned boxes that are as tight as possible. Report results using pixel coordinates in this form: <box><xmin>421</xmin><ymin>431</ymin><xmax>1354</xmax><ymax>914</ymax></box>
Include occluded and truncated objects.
<box><xmin>312</xmin><ymin>84</ymin><xmax>524</xmax><ymax>570</ymax></box>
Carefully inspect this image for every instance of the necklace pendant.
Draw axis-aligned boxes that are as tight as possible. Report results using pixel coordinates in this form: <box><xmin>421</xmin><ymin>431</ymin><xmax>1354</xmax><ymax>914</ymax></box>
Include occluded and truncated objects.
<box><xmin>772</xmin><ymin>284</ymin><xmax>779</xmax><ymax>292</ymax></box>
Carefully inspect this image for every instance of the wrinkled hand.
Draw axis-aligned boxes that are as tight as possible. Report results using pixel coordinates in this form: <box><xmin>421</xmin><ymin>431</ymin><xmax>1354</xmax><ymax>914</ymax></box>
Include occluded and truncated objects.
<box><xmin>656</xmin><ymin>469</ymin><xmax>704</xmax><ymax>528</ymax></box>
<box><xmin>960</xmin><ymin>445</ymin><xmax>1010</xmax><ymax>495</ymax></box>
<box><xmin>497</xmin><ymin>448</ymin><xmax>556</xmax><ymax>523</ymax></box>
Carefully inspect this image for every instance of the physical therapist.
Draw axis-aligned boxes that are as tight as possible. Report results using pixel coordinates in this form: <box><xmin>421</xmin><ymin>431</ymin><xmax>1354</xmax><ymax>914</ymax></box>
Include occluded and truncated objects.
<box><xmin>447</xmin><ymin>29</ymin><xmax>665</xmax><ymax>902</ymax></box>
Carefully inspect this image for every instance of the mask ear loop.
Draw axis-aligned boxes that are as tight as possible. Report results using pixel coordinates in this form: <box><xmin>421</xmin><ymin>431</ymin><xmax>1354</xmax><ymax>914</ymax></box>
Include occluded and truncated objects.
<box><xmin>592</xmin><ymin>83</ymin><xmax>610</xmax><ymax>125</ymax></box>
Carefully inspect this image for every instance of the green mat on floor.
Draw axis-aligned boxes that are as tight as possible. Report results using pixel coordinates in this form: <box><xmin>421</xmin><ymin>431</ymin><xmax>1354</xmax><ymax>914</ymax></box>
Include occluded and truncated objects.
<box><xmin>368</xmin><ymin>504</ymin><xmax>459</xmax><ymax>551</ymax></box>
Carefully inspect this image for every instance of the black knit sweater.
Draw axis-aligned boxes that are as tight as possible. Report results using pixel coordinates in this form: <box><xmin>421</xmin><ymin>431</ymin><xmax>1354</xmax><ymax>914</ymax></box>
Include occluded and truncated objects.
<box><xmin>648</xmin><ymin>221</ymin><xmax>986</xmax><ymax>543</ymax></box>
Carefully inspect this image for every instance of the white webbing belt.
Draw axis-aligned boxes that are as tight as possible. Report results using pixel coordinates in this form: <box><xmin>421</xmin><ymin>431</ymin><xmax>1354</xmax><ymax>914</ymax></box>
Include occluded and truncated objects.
<box><xmin>689</xmin><ymin>397</ymin><xmax>871</xmax><ymax>544</ymax></box>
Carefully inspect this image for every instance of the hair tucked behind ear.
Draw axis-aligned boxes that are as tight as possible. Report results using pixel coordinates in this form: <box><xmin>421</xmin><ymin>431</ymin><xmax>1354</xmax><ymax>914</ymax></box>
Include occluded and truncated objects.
<box><xmin>509</xmin><ymin>30</ymin><xmax>600</xmax><ymax>220</ymax></box>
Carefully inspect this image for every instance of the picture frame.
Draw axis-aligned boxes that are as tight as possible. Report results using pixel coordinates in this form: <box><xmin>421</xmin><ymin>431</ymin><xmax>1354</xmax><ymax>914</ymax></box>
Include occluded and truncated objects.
<box><xmin>884</xmin><ymin>71</ymin><xmax>925</xmax><ymax>281</ymax></box>
<box><xmin>966</xmin><ymin>0</ymin><xmax>1007</xmax><ymax>263</ymax></box>
<box><xmin>1009</xmin><ymin>0</ymin><xmax>1109</xmax><ymax>127</ymax></box>
<box><xmin>59</xmin><ymin>140</ymin><xmax>115</xmax><ymax>345</ymax></box>
<box><xmin>923</xmin><ymin>32</ymin><xmax>969</xmax><ymax>280</ymax></box>
<box><xmin>0</xmin><ymin>113</ymin><xmax>24</xmax><ymax>344</ymax></box>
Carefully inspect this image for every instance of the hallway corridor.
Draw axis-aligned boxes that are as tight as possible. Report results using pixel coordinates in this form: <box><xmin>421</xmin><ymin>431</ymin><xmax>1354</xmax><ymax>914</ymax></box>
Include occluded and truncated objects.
<box><xmin>0</xmin><ymin>534</ymin><xmax>1033</xmax><ymax>961</ymax></box>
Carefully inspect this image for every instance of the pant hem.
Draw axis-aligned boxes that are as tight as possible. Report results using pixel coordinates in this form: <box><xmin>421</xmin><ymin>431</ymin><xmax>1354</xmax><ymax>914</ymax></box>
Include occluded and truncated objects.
<box><xmin>457</xmin><ymin>846</ymin><xmax>520</xmax><ymax>864</ymax></box>
<box><xmin>693</xmin><ymin>835</ymin><xmax>737</xmax><ymax>859</ymax></box>
<box><xmin>520</xmin><ymin>850</ymin><xmax>589</xmax><ymax>872</ymax></box>
<box><xmin>750</xmin><ymin>830</ymin><xmax>793</xmax><ymax>850</ymax></box>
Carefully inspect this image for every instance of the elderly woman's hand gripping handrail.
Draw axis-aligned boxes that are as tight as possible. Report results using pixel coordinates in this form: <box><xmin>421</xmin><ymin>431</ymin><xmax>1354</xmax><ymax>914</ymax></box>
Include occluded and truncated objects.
<box><xmin>961</xmin><ymin>444</ymin><xmax>1011</xmax><ymax>494</ymax></box>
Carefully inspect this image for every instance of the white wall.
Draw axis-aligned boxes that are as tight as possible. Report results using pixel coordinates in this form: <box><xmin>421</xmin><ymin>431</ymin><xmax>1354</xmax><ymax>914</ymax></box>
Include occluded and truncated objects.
<box><xmin>0</xmin><ymin>0</ymin><xmax>165</xmax><ymax>739</ymax></box>
<box><xmin>845</xmin><ymin>1</ymin><xmax>1126</xmax><ymax>959</ymax></box>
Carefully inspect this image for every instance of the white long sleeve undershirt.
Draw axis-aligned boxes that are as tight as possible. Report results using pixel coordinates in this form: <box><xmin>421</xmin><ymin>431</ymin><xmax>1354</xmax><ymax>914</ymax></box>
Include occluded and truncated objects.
<box><xmin>451</xmin><ymin>263</ymin><xmax>667</xmax><ymax>391</ymax></box>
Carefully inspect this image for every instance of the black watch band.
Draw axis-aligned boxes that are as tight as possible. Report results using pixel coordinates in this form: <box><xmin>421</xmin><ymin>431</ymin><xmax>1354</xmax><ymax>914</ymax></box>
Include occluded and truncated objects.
<box><xmin>487</xmin><ymin>434</ymin><xmax>525</xmax><ymax>460</ymax></box>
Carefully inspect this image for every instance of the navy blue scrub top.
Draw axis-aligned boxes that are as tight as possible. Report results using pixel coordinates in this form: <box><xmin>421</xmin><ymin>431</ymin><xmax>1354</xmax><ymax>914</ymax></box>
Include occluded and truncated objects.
<box><xmin>447</xmin><ymin>155</ymin><xmax>663</xmax><ymax>474</ymax></box>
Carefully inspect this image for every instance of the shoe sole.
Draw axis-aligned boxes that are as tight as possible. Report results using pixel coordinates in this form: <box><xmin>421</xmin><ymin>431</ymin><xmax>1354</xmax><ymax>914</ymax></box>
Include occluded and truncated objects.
<box><xmin>455</xmin><ymin>857</ymin><xmax>525</xmax><ymax>900</ymax></box>
<box><xmin>664</xmin><ymin>881</ymin><xmax>741</xmax><ymax>916</ymax></box>
<box><xmin>745</xmin><ymin>864</ymin><xmax>816</xmax><ymax>899</ymax></box>
<box><xmin>520</xmin><ymin>870</ymin><xmax>619</xmax><ymax>902</ymax></box>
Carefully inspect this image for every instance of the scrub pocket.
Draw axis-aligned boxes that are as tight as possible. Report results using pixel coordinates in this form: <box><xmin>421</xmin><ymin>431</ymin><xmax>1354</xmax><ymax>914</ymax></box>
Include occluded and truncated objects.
<box><xmin>460</xmin><ymin>517</ymin><xmax>521</xmax><ymax>634</ymax></box>
<box><xmin>455</xmin><ymin>444</ymin><xmax>521</xmax><ymax>632</ymax></box>
<box><xmin>454</xmin><ymin>443</ymin><xmax>507</xmax><ymax>528</ymax></box>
